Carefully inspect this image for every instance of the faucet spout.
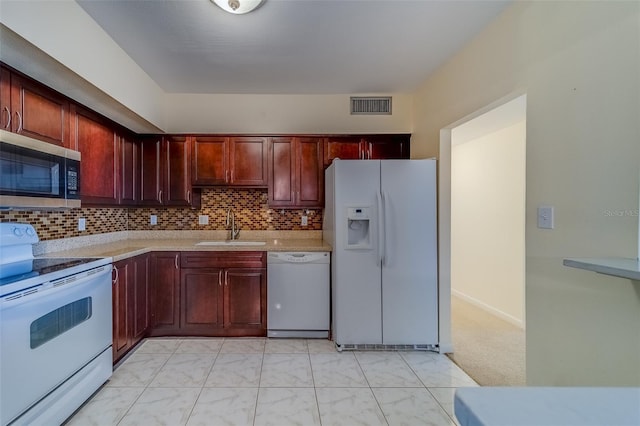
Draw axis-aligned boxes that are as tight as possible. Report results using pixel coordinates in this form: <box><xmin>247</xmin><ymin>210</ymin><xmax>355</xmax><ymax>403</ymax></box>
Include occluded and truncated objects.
<box><xmin>226</xmin><ymin>207</ymin><xmax>240</xmax><ymax>240</ymax></box>
<box><xmin>231</xmin><ymin>213</ymin><xmax>240</xmax><ymax>240</ymax></box>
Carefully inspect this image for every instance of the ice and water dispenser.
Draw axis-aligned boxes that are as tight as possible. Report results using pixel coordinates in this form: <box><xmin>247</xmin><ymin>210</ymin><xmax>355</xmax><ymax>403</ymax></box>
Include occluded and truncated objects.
<box><xmin>346</xmin><ymin>207</ymin><xmax>372</xmax><ymax>249</ymax></box>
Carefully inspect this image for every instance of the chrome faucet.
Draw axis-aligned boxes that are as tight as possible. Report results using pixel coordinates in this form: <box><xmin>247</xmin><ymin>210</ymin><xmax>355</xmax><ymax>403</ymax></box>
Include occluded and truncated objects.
<box><xmin>226</xmin><ymin>207</ymin><xmax>240</xmax><ymax>240</ymax></box>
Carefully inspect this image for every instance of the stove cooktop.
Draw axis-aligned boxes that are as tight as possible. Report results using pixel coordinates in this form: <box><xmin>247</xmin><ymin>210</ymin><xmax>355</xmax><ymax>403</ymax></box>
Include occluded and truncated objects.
<box><xmin>0</xmin><ymin>257</ymin><xmax>111</xmax><ymax>298</ymax></box>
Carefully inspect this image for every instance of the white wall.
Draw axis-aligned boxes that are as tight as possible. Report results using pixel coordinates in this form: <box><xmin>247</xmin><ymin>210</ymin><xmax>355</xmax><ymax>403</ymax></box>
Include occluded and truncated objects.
<box><xmin>413</xmin><ymin>1</ymin><xmax>640</xmax><ymax>386</ymax></box>
<box><xmin>451</xmin><ymin>120</ymin><xmax>526</xmax><ymax>327</ymax></box>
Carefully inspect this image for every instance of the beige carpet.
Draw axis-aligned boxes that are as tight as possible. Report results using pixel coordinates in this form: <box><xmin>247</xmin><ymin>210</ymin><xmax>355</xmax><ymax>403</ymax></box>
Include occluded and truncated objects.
<box><xmin>447</xmin><ymin>295</ymin><xmax>526</xmax><ymax>386</ymax></box>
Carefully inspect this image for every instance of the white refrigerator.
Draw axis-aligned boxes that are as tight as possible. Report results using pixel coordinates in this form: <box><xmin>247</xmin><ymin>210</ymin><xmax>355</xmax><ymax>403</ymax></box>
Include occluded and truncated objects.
<box><xmin>323</xmin><ymin>159</ymin><xmax>438</xmax><ymax>348</ymax></box>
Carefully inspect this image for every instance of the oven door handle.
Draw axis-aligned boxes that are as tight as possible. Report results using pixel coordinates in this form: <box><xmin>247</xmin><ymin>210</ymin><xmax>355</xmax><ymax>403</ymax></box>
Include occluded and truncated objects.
<box><xmin>0</xmin><ymin>265</ymin><xmax>112</xmax><ymax>309</ymax></box>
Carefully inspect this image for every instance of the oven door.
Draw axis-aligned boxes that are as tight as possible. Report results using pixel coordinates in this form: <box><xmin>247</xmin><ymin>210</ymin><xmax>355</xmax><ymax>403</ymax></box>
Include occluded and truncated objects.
<box><xmin>0</xmin><ymin>266</ymin><xmax>112</xmax><ymax>426</ymax></box>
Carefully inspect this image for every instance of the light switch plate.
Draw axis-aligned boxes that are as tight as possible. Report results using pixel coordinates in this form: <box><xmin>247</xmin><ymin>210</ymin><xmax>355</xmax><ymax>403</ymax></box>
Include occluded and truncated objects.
<box><xmin>537</xmin><ymin>206</ymin><xmax>554</xmax><ymax>229</ymax></box>
<box><xmin>78</xmin><ymin>218</ymin><xmax>86</xmax><ymax>231</ymax></box>
<box><xmin>150</xmin><ymin>215</ymin><xmax>157</xmax><ymax>225</ymax></box>
<box><xmin>301</xmin><ymin>215</ymin><xmax>308</xmax><ymax>226</ymax></box>
<box><xmin>199</xmin><ymin>215</ymin><xmax>209</xmax><ymax>225</ymax></box>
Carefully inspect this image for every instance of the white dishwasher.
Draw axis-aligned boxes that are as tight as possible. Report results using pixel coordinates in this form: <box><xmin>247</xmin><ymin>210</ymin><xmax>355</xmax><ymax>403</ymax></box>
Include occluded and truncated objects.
<box><xmin>267</xmin><ymin>252</ymin><xmax>330</xmax><ymax>338</ymax></box>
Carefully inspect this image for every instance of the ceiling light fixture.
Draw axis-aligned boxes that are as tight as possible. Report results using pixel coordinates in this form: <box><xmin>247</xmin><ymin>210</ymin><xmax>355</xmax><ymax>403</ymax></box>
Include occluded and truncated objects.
<box><xmin>211</xmin><ymin>0</ymin><xmax>265</xmax><ymax>15</ymax></box>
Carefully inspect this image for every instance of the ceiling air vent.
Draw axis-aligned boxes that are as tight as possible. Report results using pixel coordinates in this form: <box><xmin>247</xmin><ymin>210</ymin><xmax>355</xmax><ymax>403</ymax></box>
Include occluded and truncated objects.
<box><xmin>350</xmin><ymin>97</ymin><xmax>392</xmax><ymax>115</ymax></box>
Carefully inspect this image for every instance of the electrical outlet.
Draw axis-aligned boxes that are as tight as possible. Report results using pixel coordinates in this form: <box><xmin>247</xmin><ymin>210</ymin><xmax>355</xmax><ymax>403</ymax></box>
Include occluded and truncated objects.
<box><xmin>78</xmin><ymin>218</ymin><xmax>86</xmax><ymax>231</ymax></box>
<box><xmin>199</xmin><ymin>215</ymin><xmax>209</xmax><ymax>225</ymax></box>
<box><xmin>150</xmin><ymin>215</ymin><xmax>157</xmax><ymax>225</ymax></box>
<box><xmin>301</xmin><ymin>215</ymin><xmax>308</xmax><ymax>226</ymax></box>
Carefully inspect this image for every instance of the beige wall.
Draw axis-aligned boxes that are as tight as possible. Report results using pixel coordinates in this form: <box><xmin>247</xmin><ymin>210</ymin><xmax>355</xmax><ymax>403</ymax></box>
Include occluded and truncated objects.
<box><xmin>414</xmin><ymin>1</ymin><xmax>640</xmax><ymax>386</ymax></box>
<box><xmin>451</xmin><ymin>120</ymin><xmax>526</xmax><ymax>327</ymax></box>
<box><xmin>164</xmin><ymin>93</ymin><xmax>413</xmax><ymax>134</ymax></box>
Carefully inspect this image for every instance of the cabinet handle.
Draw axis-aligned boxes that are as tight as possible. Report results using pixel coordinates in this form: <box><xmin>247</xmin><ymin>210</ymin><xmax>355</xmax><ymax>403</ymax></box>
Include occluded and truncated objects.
<box><xmin>224</xmin><ymin>270</ymin><xmax>228</xmax><ymax>287</ymax></box>
<box><xmin>218</xmin><ymin>271</ymin><xmax>222</xmax><ymax>287</ymax></box>
<box><xmin>226</xmin><ymin>170</ymin><xmax>229</xmax><ymax>182</ymax></box>
<box><xmin>112</xmin><ymin>265</ymin><xmax>119</xmax><ymax>284</ymax></box>
<box><xmin>187</xmin><ymin>190</ymin><xmax>191</xmax><ymax>203</ymax></box>
<box><xmin>174</xmin><ymin>254</ymin><xmax>179</xmax><ymax>269</ymax></box>
<box><xmin>158</xmin><ymin>190</ymin><xmax>163</xmax><ymax>204</ymax></box>
<box><xmin>2</xmin><ymin>107</ymin><xmax>10</xmax><ymax>129</ymax></box>
<box><xmin>15</xmin><ymin>111</ymin><xmax>22</xmax><ymax>133</ymax></box>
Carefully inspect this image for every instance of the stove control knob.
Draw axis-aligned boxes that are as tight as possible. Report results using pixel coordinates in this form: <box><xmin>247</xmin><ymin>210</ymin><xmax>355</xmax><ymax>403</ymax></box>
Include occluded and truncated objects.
<box><xmin>25</xmin><ymin>227</ymin><xmax>36</xmax><ymax>237</ymax></box>
<box><xmin>13</xmin><ymin>227</ymin><xmax>23</xmax><ymax>237</ymax></box>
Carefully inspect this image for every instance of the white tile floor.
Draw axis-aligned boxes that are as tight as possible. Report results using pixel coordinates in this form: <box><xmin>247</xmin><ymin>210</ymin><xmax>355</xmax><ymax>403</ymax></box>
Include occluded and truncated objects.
<box><xmin>67</xmin><ymin>338</ymin><xmax>478</xmax><ymax>426</ymax></box>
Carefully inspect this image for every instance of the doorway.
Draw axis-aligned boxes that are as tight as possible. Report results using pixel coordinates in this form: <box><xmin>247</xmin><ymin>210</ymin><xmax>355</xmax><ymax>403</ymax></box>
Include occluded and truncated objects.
<box><xmin>438</xmin><ymin>94</ymin><xmax>526</xmax><ymax>385</ymax></box>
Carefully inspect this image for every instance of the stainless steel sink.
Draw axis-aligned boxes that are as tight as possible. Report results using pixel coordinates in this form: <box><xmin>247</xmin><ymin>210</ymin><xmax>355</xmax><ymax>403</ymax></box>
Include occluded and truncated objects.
<box><xmin>195</xmin><ymin>241</ymin><xmax>267</xmax><ymax>246</ymax></box>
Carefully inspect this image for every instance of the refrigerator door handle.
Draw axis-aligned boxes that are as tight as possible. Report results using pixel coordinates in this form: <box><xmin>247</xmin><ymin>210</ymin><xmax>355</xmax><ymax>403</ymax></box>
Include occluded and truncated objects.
<box><xmin>376</xmin><ymin>191</ymin><xmax>384</xmax><ymax>266</ymax></box>
<box><xmin>382</xmin><ymin>191</ymin><xmax>389</xmax><ymax>266</ymax></box>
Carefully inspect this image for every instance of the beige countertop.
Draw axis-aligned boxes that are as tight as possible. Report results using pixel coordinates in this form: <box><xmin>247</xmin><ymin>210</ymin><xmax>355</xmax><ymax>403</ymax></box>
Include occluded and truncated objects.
<box><xmin>38</xmin><ymin>231</ymin><xmax>332</xmax><ymax>263</ymax></box>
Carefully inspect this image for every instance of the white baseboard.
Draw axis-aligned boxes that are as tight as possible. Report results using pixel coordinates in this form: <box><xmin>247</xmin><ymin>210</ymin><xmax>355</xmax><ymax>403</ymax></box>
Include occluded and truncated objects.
<box><xmin>452</xmin><ymin>289</ymin><xmax>525</xmax><ymax>330</ymax></box>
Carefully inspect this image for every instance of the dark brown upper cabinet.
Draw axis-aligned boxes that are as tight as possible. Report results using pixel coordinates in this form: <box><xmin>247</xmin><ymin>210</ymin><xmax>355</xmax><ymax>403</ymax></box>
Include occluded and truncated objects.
<box><xmin>324</xmin><ymin>136</ymin><xmax>363</xmax><ymax>166</ymax></box>
<box><xmin>191</xmin><ymin>135</ymin><xmax>228</xmax><ymax>185</ymax></box>
<box><xmin>268</xmin><ymin>137</ymin><xmax>324</xmax><ymax>208</ymax></box>
<box><xmin>72</xmin><ymin>105</ymin><xmax>119</xmax><ymax>206</ymax></box>
<box><xmin>140</xmin><ymin>135</ymin><xmax>199</xmax><ymax>207</ymax></box>
<box><xmin>192</xmin><ymin>136</ymin><xmax>267</xmax><ymax>187</ymax></box>
<box><xmin>324</xmin><ymin>134</ymin><xmax>410</xmax><ymax>166</ymax></box>
<box><xmin>1</xmin><ymin>65</ymin><xmax>70</xmax><ymax>147</ymax></box>
<box><xmin>119</xmin><ymin>131</ymin><xmax>139</xmax><ymax>206</ymax></box>
<box><xmin>362</xmin><ymin>134</ymin><xmax>410</xmax><ymax>159</ymax></box>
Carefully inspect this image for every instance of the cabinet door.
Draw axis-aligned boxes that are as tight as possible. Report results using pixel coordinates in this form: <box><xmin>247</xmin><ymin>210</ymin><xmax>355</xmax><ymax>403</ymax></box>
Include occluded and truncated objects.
<box><xmin>191</xmin><ymin>136</ymin><xmax>228</xmax><ymax>185</ymax></box>
<box><xmin>297</xmin><ymin>137</ymin><xmax>324</xmax><ymax>207</ymax></box>
<box><xmin>132</xmin><ymin>254</ymin><xmax>150</xmax><ymax>344</ymax></box>
<box><xmin>164</xmin><ymin>136</ymin><xmax>192</xmax><ymax>206</ymax></box>
<box><xmin>139</xmin><ymin>136</ymin><xmax>163</xmax><ymax>206</ymax></box>
<box><xmin>268</xmin><ymin>137</ymin><xmax>295</xmax><ymax>207</ymax></box>
<box><xmin>112</xmin><ymin>259</ymin><xmax>133</xmax><ymax>363</ymax></box>
<box><xmin>180</xmin><ymin>268</ymin><xmax>224</xmax><ymax>331</ymax></box>
<box><xmin>0</xmin><ymin>67</ymin><xmax>10</xmax><ymax>130</ymax></box>
<box><xmin>364</xmin><ymin>135</ymin><xmax>410</xmax><ymax>159</ymax></box>
<box><xmin>268</xmin><ymin>137</ymin><xmax>324</xmax><ymax>208</ymax></box>
<box><xmin>324</xmin><ymin>136</ymin><xmax>363</xmax><ymax>166</ymax></box>
<box><xmin>9</xmin><ymin>73</ymin><xmax>70</xmax><ymax>147</ymax></box>
<box><xmin>120</xmin><ymin>132</ymin><xmax>139</xmax><ymax>206</ymax></box>
<box><xmin>230</xmin><ymin>137</ymin><xmax>267</xmax><ymax>186</ymax></box>
<box><xmin>74</xmin><ymin>107</ymin><xmax>119</xmax><ymax>205</ymax></box>
<box><xmin>224</xmin><ymin>268</ymin><xmax>266</xmax><ymax>329</ymax></box>
<box><xmin>150</xmin><ymin>252</ymin><xmax>181</xmax><ymax>334</ymax></box>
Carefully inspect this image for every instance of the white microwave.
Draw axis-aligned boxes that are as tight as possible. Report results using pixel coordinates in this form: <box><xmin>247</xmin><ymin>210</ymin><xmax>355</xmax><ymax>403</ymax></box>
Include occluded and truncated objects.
<box><xmin>0</xmin><ymin>130</ymin><xmax>81</xmax><ymax>209</ymax></box>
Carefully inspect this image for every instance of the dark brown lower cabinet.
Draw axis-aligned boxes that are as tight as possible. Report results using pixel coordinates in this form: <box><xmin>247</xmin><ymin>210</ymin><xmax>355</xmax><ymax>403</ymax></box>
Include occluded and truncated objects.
<box><xmin>224</xmin><ymin>268</ymin><xmax>266</xmax><ymax>330</ymax></box>
<box><xmin>132</xmin><ymin>255</ymin><xmax>150</xmax><ymax>342</ymax></box>
<box><xmin>150</xmin><ymin>251</ymin><xmax>266</xmax><ymax>337</ymax></box>
<box><xmin>112</xmin><ymin>258</ymin><xmax>131</xmax><ymax>362</ymax></box>
<box><xmin>181</xmin><ymin>268</ymin><xmax>224</xmax><ymax>332</ymax></box>
<box><xmin>149</xmin><ymin>252</ymin><xmax>181</xmax><ymax>335</ymax></box>
<box><xmin>112</xmin><ymin>254</ymin><xmax>150</xmax><ymax>364</ymax></box>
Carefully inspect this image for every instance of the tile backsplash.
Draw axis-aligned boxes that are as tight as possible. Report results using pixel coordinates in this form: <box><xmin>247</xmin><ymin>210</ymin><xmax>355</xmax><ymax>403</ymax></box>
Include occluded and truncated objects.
<box><xmin>0</xmin><ymin>188</ymin><xmax>322</xmax><ymax>241</ymax></box>
<box><xmin>0</xmin><ymin>208</ymin><xmax>128</xmax><ymax>240</ymax></box>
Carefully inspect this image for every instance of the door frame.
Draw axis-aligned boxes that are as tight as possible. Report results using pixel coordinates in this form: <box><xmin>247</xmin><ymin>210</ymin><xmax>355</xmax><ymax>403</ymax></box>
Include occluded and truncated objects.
<box><xmin>437</xmin><ymin>90</ymin><xmax>527</xmax><ymax>353</ymax></box>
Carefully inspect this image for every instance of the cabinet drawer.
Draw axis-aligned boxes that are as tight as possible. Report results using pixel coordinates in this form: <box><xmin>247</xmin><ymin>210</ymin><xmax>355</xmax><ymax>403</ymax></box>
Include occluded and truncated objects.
<box><xmin>181</xmin><ymin>251</ymin><xmax>266</xmax><ymax>269</ymax></box>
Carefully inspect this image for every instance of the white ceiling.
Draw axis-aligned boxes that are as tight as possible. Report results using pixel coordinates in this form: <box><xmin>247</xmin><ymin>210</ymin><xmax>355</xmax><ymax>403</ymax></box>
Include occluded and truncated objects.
<box><xmin>76</xmin><ymin>0</ymin><xmax>510</xmax><ymax>95</ymax></box>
